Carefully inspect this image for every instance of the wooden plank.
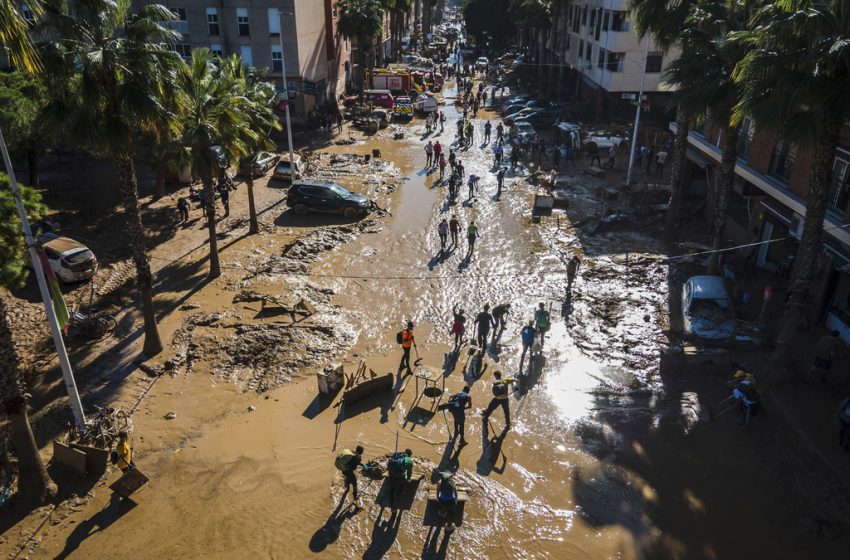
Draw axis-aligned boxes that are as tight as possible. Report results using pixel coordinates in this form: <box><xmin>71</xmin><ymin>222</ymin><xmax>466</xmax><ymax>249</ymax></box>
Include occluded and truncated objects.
<box><xmin>69</xmin><ymin>443</ymin><xmax>110</xmax><ymax>477</ymax></box>
<box><xmin>109</xmin><ymin>468</ymin><xmax>150</xmax><ymax>499</ymax></box>
<box><xmin>342</xmin><ymin>373</ymin><xmax>393</xmax><ymax>405</ymax></box>
<box><xmin>428</xmin><ymin>489</ymin><xmax>469</xmax><ymax>502</ymax></box>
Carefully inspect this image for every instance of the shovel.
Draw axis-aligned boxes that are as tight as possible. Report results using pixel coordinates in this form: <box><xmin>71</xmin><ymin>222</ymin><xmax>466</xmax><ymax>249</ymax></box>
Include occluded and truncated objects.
<box><xmin>414</xmin><ymin>344</ymin><xmax>423</xmax><ymax>367</ymax></box>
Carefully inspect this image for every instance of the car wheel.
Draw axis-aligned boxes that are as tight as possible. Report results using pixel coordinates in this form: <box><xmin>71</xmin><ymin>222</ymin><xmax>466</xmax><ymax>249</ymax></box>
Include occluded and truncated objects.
<box><xmin>294</xmin><ymin>204</ymin><xmax>309</xmax><ymax>215</ymax></box>
<box><xmin>343</xmin><ymin>206</ymin><xmax>360</xmax><ymax>219</ymax></box>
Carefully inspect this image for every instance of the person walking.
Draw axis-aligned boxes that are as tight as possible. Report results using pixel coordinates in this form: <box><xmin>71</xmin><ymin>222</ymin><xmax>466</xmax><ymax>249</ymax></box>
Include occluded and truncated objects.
<box><xmin>519</xmin><ymin>321</ymin><xmax>536</xmax><ymax>373</ymax></box>
<box><xmin>496</xmin><ymin>167</ymin><xmax>506</xmax><ymax>199</ymax></box>
<box><xmin>552</xmin><ymin>144</ymin><xmax>561</xmax><ymax>170</ymax></box>
<box><xmin>448</xmin><ymin>149</ymin><xmax>457</xmax><ymax>171</ymax></box>
<box><xmin>438</xmin><ymin>218</ymin><xmax>449</xmax><ymax>251</ymax></box>
<box><xmin>588</xmin><ymin>144</ymin><xmax>602</xmax><ymax>167</ymax></box>
<box><xmin>425</xmin><ymin>140</ymin><xmax>434</xmax><ymax>168</ymax></box>
<box><xmin>496</xmin><ymin>122</ymin><xmax>504</xmax><ymax>142</ymax></box>
<box><xmin>492</xmin><ymin>303</ymin><xmax>510</xmax><ymax>333</ymax></box>
<box><xmin>336</xmin><ymin>113</ymin><xmax>343</xmax><ymax>133</ymax></box>
<box><xmin>836</xmin><ymin>395</ymin><xmax>850</xmax><ymax>451</ymax></box>
<box><xmin>493</xmin><ymin>143</ymin><xmax>503</xmax><ymax>166</ymax></box>
<box><xmin>566</xmin><ymin>254</ymin><xmax>582</xmax><ymax>294</ymax></box>
<box><xmin>177</xmin><ymin>197</ymin><xmax>190</xmax><ymax>223</ymax></box>
<box><xmin>467</xmin><ymin>174</ymin><xmax>479</xmax><ymax>199</ymax></box>
<box><xmin>447</xmin><ymin>386</ymin><xmax>472</xmax><ymax>444</ymax></box>
<box><xmin>114</xmin><ymin>431</ymin><xmax>134</xmax><ymax>473</ymax></box>
<box><xmin>335</xmin><ymin>445</ymin><xmax>364</xmax><ymax>502</ymax></box>
<box><xmin>808</xmin><ymin>330</ymin><xmax>841</xmax><ymax>383</ymax></box>
<box><xmin>475</xmin><ymin>304</ymin><xmax>494</xmax><ymax>350</ymax></box>
<box><xmin>646</xmin><ymin>145</ymin><xmax>656</xmax><ymax>173</ymax></box>
<box><xmin>605</xmin><ymin>145</ymin><xmax>616</xmax><ymax>169</ymax></box>
<box><xmin>219</xmin><ymin>184</ymin><xmax>230</xmax><ymax>216</ymax></box>
<box><xmin>438</xmin><ymin>153</ymin><xmax>447</xmax><ymax>179</ymax></box>
<box><xmin>457</xmin><ymin>160</ymin><xmax>465</xmax><ymax>180</ymax></box>
<box><xmin>386</xmin><ymin>449</ymin><xmax>414</xmax><ymax>509</ymax></box>
<box><xmin>433</xmin><ymin>140</ymin><xmax>443</xmax><ymax>162</ymax></box>
<box><xmin>534</xmin><ymin>302</ymin><xmax>551</xmax><ymax>348</ymax></box>
<box><xmin>482</xmin><ymin>371</ymin><xmax>516</xmax><ymax>429</ymax></box>
<box><xmin>510</xmin><ymin>147</ymin><xmax>519</xmax><ymax>172</ymax></box>
<box><xmin>466</xmin><ymin>220</ymin><xmax>479</xmax><ymax>257</ymax></box>
<box><xmin>451</xmin><ymin>304</ymin><xmax>466</xmax><ymax>347</ymax></box>
<box><xmin>399</xmin><ymin>321</ymin><xmax>417</xmax><ymax>373</ymax></box>
<box><xmin>655</xmin><ymin>149</ymin><xmax>668</xmax><ymax>176</ymax></box>
<box><xmin>484</xmin><ymin>121</ymin><xmax>492</xmax><ymax>143</ymax></box>
<box><xmin>449</xmin><ymin>215</ymin><xmax>460</xmax><ymax>246</ymax></box>
<box><xmin>565</xmin><ymin>144</ymin><xmax>576</xmax><ymax>168</ymax></box>
<box><xmin>440</xmin><ymin>111</ymin><xmax>446</xmax><ymax>132</ymax></box>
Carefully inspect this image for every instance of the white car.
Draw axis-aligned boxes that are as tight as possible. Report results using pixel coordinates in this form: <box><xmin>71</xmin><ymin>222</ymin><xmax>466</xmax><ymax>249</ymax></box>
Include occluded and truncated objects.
<box><xmin>252</xmin><ymin>151</ymin><xmax>280</xmax><ymax>177</ymax></box>
<box><xmin>272</xmin><ymin>153</ymin><xmax>304</xmax><ymax>183</ymax></box>
<box><xmin>39</xmin><ymin>233</ymin><xmax>98</xmax><ymax>283</ymax></box>
<box><xmin>476</xmin><ymin>57</ymin><xmax>489</xmax><ymax>70</ymax></box>
<box><xmin>583</xmin><ymin>133</ymin><xmax>628</xmax><ymax>149</ymax></box>
<box><xmin>681</xmin><ymin>276</ymin><xmax>736</xmax><ymax>341</ymax></box>
<box><xmin>512</xmin><ymin>121</ymin><xmax>537</xmax><ymax>141</ymax></box>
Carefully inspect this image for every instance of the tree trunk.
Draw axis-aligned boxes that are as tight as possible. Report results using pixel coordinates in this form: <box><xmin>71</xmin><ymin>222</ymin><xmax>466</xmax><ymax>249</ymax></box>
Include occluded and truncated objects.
<box><xmin>664</xmin><ymin>105</ymin><xmax>691</xmax><ymax>243</ymax></box>
<box><xmin>246</xmin><ymin>172</ymin><xmax>259</xmax><ymax>235</ymax></box>
<box><xmin>115</xmin><ymin>155</ymin><xmax>163</xmax><ymax>356</ymax></box>
<box><xmin>26</xmin><ymin>149</ymin><xmax>38</xmax><ymax>187</ymax></box>
<box><xmin>202</xmin><ymin>174</ymin><xmax>221</xmax><ymax>279</ymax></box>
<box><xmin>770</xmin><ymin>122</ymin><xmax>842</xmax><ymax>367</ymax></box>
<box><xmin>154</xmin><ymin>167</ymin><xmax>166</xmax><ymax>199</ymax></box>
<box><xmin>707</xmin><ymin>124</ymin><xmax>740</xmax><ymax>275</ymax></box>
<box><xmin>0</xmin><ymin>295</ymin><xmax>57</xmax><ymax>502</ymax></box>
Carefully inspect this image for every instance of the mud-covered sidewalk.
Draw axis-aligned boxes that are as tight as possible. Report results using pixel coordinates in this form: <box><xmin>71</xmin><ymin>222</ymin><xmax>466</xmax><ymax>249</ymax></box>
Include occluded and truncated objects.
<box><xmin>4</xmin><ymin>77</ymin><xmax>850</xmax><ymax>560</ymax></box>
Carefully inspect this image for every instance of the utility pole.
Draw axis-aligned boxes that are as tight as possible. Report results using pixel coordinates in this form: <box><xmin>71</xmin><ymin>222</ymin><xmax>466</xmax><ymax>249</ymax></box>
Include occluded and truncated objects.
<box><xmin>626</xmin><ymin>39</ymin><xmax>650</xmax><ymax>188</ymax></box>
<box><xmin>0</xmin><ymin>127</ymin><xmax>86</xmax><ymax>430</ymax></box>
<box><xmin>278</xmin><ymin>11</ymin><xmax>296</xmax><ymax>176</ymax></box>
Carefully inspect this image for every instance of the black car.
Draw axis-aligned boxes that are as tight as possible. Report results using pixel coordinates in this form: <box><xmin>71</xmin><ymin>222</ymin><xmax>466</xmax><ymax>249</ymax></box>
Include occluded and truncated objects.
<box><xmin>287</xmin><ymin>180</ymin><xmax>371</xmax><ymax>219</ymax></box>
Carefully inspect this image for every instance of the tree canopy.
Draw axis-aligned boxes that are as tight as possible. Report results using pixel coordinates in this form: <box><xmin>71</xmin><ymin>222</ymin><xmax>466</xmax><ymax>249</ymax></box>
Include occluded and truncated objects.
<box><xmin>0</xmin><ymin>174</ymin><xmax>44</xmax><ymax>289</ymax></box>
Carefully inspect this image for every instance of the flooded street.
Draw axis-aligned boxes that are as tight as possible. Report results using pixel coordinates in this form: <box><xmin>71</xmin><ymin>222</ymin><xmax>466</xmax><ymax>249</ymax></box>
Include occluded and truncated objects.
<box><xmin>10</xmin><ymin>81</ymin><xmax>849</xmax><ymax>560</ymax></box>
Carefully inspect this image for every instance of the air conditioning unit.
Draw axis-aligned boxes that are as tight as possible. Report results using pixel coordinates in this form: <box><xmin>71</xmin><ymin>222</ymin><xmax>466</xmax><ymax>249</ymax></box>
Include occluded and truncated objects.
<box><xmin>789</xmin><ymin>213</ymin><xmax>804</xmax><ymax>240</ymax></box>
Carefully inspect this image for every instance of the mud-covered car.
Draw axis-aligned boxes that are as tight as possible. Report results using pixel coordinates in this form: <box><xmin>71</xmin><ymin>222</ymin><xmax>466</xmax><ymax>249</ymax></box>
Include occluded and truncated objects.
<box><xmin>287</xmin><ymin>180</ymin><xmax>371</xmax><ymax>219</ymax></box>
<box><xmin>252</xmin><ymin>151</ymin><xmax>280</xmax><ymax>177</ymax></box>
<box><xmin>681</xmin><ymin>275</ymin><xmax>736</xmax><ymax>342</ymax></box>
<box><xmin>38</xmin><ymin>232</ymin><xmax>98</xmax><ymax>283</ymax></box>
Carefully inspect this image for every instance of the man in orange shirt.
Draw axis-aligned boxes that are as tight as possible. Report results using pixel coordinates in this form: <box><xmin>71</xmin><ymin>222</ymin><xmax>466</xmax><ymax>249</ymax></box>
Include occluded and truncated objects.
<box><xmin>399</xmin><ymin>321</ymin><xmax>417</xmax><ymax>373</ymax></box>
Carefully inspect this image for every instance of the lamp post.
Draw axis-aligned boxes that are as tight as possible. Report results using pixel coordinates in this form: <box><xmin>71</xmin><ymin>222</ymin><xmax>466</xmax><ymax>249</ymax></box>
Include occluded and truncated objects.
<box><xmin>626</xmin><ymin>39</ymin><xmax>650</xmax><ymax>188</ymax></box>
<box><xmin>0</xmin><ymin>127</ymin><xmax>86</xmax><ymax>430</ymax></box>
<box><xmin>278</xmin><ymin>11</ymin><xmax>296</xmax><ymax>177</ymax></box>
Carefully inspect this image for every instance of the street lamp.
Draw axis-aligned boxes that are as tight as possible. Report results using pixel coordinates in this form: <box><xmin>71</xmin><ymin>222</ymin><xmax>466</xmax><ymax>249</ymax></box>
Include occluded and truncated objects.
<box><xmin>278</xmin><ymin>11</ymin><xmax>296</xmax><ymax>178</ymax></box>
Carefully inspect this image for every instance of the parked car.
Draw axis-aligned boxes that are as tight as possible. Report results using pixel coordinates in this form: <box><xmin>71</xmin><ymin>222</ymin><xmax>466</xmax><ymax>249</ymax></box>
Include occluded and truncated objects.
<box><xmin>504</xmin><ymin>107</ymin><xmax>537</xmax><ymax>124</ymax></box>
<box><xmin>476</xmin><ymin>56</ymin><xmax>489</xmax><ymax>70</ymax></box>
<box><xmin>38</xmin><ymin>232</ymin><xmax>98</xmax><ymax>283</ymax></box>
<box><xmin>511</xmin><ymin>121</ymin><xmax>537</xmax><ymax>141</ymax></box>
<box><xmin>583</xmin><ymin>132</ymin><xmax>628</xmax><ymax>149</ymax></box>
<box><xmin>681</xmin><ymin>276</ymin><xmax>737</xmax><ymax>341</ymax></box>
<box><xmin>502</xmin><ymin>94</ymin><xmax>531</xmax><ymax>107</ymax></box>
<box><xmin>286</xmin><ymin>180</ymin><xmax>372</xmax><ymax>219</ymax></box>
<box><xmin>363</xmin><ymin>89</ymin><xmax>395</xmax><ymax>109</ymax></box>
<box><xmin>502</xmin><ymin>103</ymin><xmax>527</xmax><ymax>116</ymax></box>
<box><xmin>252</xmin><ymin>151</ymin><xmax>280</xmax><ymax>177</ymax></box>
<box><xmin>272</xmin><ymin>153</ymin><xmax>303</xmax><ymax>182</ymax></box>
<box><xmin>525</xmin><ymin>99</ymin><xmax>560</xmax><ymax>111</ymax></box>
<box><xmin>513</xmin><ymin>110</ymin><xmax>559</xmax><ymax>128</ymax></box>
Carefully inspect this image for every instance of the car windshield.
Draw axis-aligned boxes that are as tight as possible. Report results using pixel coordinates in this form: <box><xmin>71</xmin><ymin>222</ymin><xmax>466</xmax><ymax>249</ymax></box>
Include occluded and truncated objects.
<box><xmin>64</xmin><ymin>249</ymin><xmax>93</xmax><ymax>264</ymax></box>
<box><xmin>326</xmin><ymin>184</ymin><xmax>351</xmax><ymax>198</ymax></box>
<box><xmin>689</xmin><ymin>299</ymin><xmax>731</xmax><ymax>320</ymax></box>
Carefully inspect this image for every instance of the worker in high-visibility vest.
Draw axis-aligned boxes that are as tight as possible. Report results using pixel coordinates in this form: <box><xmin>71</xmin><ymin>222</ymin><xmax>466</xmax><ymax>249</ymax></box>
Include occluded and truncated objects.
<box><xmin>399</xmin><ymin>321</ymin><xmax>417</xmax><ymax>373</ymax></box>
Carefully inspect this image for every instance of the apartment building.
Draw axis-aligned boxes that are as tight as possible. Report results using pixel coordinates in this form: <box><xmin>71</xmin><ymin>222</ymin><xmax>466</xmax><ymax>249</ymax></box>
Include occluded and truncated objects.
<box><xmin>683</xmin><ymin>122</ymin><xmax>850</xmax><ymax>339</ymax></box>
<box><xmin>131</xmin><ymin>0</ymin><xmax>350</xmax><ymax>119</ymax></box>
<box><xmin>556</xmin><ymin>0</ymin><xmax>677</xmax><ymax>121</ymax></box>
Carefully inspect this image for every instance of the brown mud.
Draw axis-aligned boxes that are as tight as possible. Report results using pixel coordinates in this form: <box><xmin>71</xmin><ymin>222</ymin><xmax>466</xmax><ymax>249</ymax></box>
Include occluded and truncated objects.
<box><xmin>3</xmin><ymin>81</ymin><xmax>850</xmax><ymax>560</ymax></box>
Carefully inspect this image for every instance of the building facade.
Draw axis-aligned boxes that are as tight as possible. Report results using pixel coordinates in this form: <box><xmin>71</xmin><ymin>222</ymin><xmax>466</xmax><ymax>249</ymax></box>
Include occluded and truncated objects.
<box><xmin>131</xmin><ymin>0</ymin><xmax>351</xmax><ymax>119</ymax></box>
<box><xmin>543</xmin><ymin>0</ymin><xmax>678</xmax><ymax>121</ymax></box>
<box><xmin>682</xmin><ymin>122</ymin><xmax>850</xmax><ymax>340</ymax></box>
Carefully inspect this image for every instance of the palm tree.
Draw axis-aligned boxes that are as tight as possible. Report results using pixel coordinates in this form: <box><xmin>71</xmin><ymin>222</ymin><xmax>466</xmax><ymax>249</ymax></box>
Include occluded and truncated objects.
<box><xmin>337</xmin><ymin>0</ymin><xmax>385</xmax><ymax>87</ymax></box>
<box><xmin>0</xmin><ymin>175</ymin><xmax>57</xmax><ymax>501</ymax></box>
<box><xmin>664</xmin><ymin>0</ymin><xmax>757</xmax><ymax>274</ymax></box>
<box><xmin>218</xmin><ymin>56</ymin><xmax>282</xmax><ymax>235</ymax></box>
<box><xmin>733</xmin><ymin>0</ymin><xmax>850</xmax><ymax>366</ymax></box>
<box><xmin>176</xmin><ymin>49</ymin><xmax>249</xmax><ymax>278</ymax></box>
<box><xmin>629</xmin><ymin>0</ymin><xmax>698</xmax><ymax>242</ymax></box>
<box><xmin>388</xmin><ymin>0</ymin><xmax>413</xmax><ymax>60</ymax></box>
<box><xmin>0</xmin><ymin>0</ymin><xmax>43</xmax><ymax>73</ymax></box>
<box><xmin>45</xmin><ymin>0</ymin><xmax>182</xmax><ymax>357</ymax></box>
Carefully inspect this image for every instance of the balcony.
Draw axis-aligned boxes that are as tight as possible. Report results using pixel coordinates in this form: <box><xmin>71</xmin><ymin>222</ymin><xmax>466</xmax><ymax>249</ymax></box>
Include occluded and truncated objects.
<box><xmin>169</xmin><ymin>20</ymin><xmax>189</xmax><ymax>35</ymax></box>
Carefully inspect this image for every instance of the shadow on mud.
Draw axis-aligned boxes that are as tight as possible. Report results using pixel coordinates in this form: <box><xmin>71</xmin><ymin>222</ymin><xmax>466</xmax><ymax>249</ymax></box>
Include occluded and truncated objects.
<box><xmin>308</xmin><ymin>498</ymin><xmax>361</xmax><ymax>553</ymax></box>
<box><xmin>274</xmin><ymin>209</ymin><xmax>365</xmax><ymax>228</ymax></box>
<box><xmin>53</xmin><ymin>494</ymin><xmax>137</xmax><ymax>559</ymax></box>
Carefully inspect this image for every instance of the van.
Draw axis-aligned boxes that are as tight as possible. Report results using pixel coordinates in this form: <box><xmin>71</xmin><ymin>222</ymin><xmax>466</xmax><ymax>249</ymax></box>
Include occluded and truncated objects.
<box><xmin>363</xmin><ymin>89</ymin><xmax>395</xmax><ymax>109</ymax></box>
<box><xmin>272</xmin><ymin>153</ymin><xmax>303</xmax><ymax>182</ymax></box>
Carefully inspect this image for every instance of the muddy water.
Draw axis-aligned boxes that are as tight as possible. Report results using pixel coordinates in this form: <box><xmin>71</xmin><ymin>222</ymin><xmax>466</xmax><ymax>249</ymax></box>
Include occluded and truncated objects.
<box><xmin>19</xmin><ymin>80</ymin><xmax>846</xmax><ymax>560</ymax></box>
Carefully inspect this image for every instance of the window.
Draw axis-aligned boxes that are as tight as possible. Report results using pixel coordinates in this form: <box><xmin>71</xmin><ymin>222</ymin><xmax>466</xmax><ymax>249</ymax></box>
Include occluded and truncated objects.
<box><xmin>578</xmin><ymin>39</ymin><xmax>584</xmax><ymax>58</ymax></box>
<box><xmin>237</xmin><ymin>8</ymin><xmax>249</xmax><ymax>37</ymax></box>
<box><xmin>171</xmin><ymin>7</ymin><xmax>188</xmax><ymax>34</ymax></box>
<box><xmin>268</xmin><ymin>8</ymin><xmax>281</xmax><ymax>35</ymax></box>
<box><xmin>210</xmin><ymin>43</ymin><xmax>222</xmax><ymax>57</ymax></box>
<box><xmin>572</xmin><ymin>6</ymin><xmax>581</xmax><ymax>32</ymax></box>
<box><xmin>607</xmin><ymin>52</ymin><xmax>624</xmax><ymax>72</ymax></box>
<box><xmin>611</xmin><ymin>12</ymin><xmax>628</xmax><ymax>32</ymax></box>
<box><xmin>589</xmin><ymin>8</ymin><xmax>596</xmax><ymax>27</ymax></box>
<box><xmin>21</xmin><ymin>3</ymin><xmax>35</xmax><ymax>25</ymax></box>
<box><xmin>828</xmin><ymin>156</ymin><xmax>850</xmax><ymax>215</ymax></box>
<box><xmin>174</xmin><ymin>43</ymin><xmax>192</xmax><ymax>60</ymax></box>
<box><xmin>240</xmin><ymin>45</ymin><xmax>252</xmax><ymax>66</ymax></box>
<box><xmin>595</xmin><ymin>9</ymin><xmax>603</xmax><ymax>40</ymax></box>
<box><xmin>582</xmin><ymin>6</ymin><xmax>588</xmax><ymax>25</ymax></box>
<box><xmin>769</xmin><ymin>140</ymin><xmax>797</xmax><ymax>183</ymax></box>
<box><xmin>602</xmin><ymin>10</ymin><xmax>610</xmax><ymax>31</ymax></box>
<box><xmin>645</xmin><ymin>52</ymin><xmax>662</xmax><ymax>73</ymax></box>
<box><xmin>597</xmin><ymin>47</ymin><xmax>606</xmax><ymax>69</ymax></box>
<box><xmin>271</xmin><ymin>45</ymin><xmax>282</xmax><ymax>73</ymax></box>
<box><xmin>736</xmin><ymin>115</ymin><xmax>755</xmax><ymax>162</ymax></box>
<box><xmin>207</xmin><ymin>8</ymin><xmax>219</xmax><ymax>36</ymax></box>
<box><xmin>585</xmin><ymin>43</ymin><xmax>592</xmax><ymax>63</ymax></box>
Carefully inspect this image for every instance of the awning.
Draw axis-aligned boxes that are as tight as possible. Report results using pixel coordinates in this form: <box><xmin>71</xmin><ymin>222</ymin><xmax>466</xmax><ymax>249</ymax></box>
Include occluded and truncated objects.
<box><xmin>684</xmin><ymin>147</ymin><xmax>710</xmax><ymax>170</ymax></box>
